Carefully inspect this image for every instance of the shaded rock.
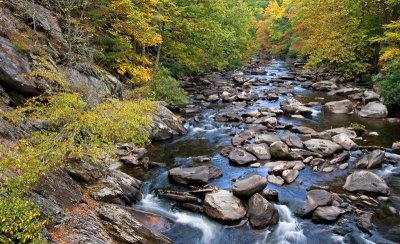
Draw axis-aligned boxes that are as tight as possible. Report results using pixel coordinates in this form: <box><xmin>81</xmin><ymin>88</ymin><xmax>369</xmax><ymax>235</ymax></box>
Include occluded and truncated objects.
<box><xmin>330</xmin><ymin>151</ymin><xmax>350</xmax><ymax>164</ymax></box>
<box><xmin>29</xmin><ymin>192</ymin><xmax>65</xmax><ymax>224</ymax></box>
<box><xmin>204</xmin><ymin>190</ymin><xmax>246</xmax><ymax>222</ymax></box>
<box><xmin>312</xmin><ymin>206</ymin><xmax>344</xmax><ymax>223</ymax></box>
<box><xmin>168</xmin><ymin>165</ymin><xmax>222</xmax><ymax>185</ymax></box>
<box><xmin>324</xmin><ymin>127</ymin><xmax>357</xmax><ymax>139</ymax></box>
<box><xmin>356</xmin><ymin>211</ymin><xmax>374</xmax><ymax>234</ymax></box>
<box><xmin>312</xmin><ymin>81</ymin><xmax>338</xmax><ymax>91</ymax></box>
<box><xmin>291</xmin><ymin>126</ymin><xmax>317</xmax><ymax>135</ymax></box>
<box><xmin>255</xmin><ymin>133</ymin><xmax>281</xmax><ymax>145</ymax></box>
<box><xmin>359</xmin><ymin>102</ymin><xmax>388</xmax><ymax>118</ymax></box>
<box><xmin>322</xmin><ymin>167</ymin><xmax>334</xmax><ymax>173</ymax></box>
<box><xmin>332</xmin><ymin>133</ymin><xmax>358</xmax><ymax>151</ymax></box>
<box><xmin>270</xmin><ymin>141</ymin><xmax>291</xmax><ymax>159</ymax></box>
<box><xmin>292</xmin><ymin>149</ymin><xmax>323</xmax><ymax>158</ymax></box>
<box><xmin>229</xmin><ymin>148</ymin><xmax>258</xmax><ymax>165</ymax></box>
<box><xmin>214</xmin><ymin>112</ymin><xmax>242</xmax><ymax>122</ymax></box>
<box><xmin>304</xmin><ymin>139</ymin><xmax>342</xmax><ymax>157</ymax></box>
<box><xmin>339</xmin><ymin>163</ymin><xmax>349</xmax><ymax>170</ymax></box>
<box><xmin>324</xmin><ymin>100</ymin><xmax>353</xmax><ymax>114</ymax></box>
<box><xmin>159</xmin><ymin>190</ymin><xmax>199</xmax><ymax>203</ymax></box>
<box><xmin>98</xmin><ymin>204</ymin><xmax>173</xmax><ymax>243</ymax></box>
<box><xmin>392</xmin><ymin>141</ymin><xmax>400</xmax><ymax>153</ymax></box>
<box><xmin>66</xmin><ymin>159</ymin><xmax>107</xmax><ymax>184</ymax></box>
<box><xmin>280</xmin><ymin>98</ymin><xmax>313</xmax><ymax>115</ymax></box>
<box><xmin>253</xmin><ymin>117</ymin><xmax>277</xmax><ymax>127</ymax></box>
<box><xmin>310</xmin><ymin>158</ymin><xmax>325</xmax><ymax>167</ymax></box>
<box><xmin>244</xmin><ymin>143</ymin><xmax>271</xmax><ymax>160</ymax></box>
<box><xmin>363</xmin><ymin>91</ymin><xmax>380</xmax><ymax>103</ymax></box>
<box><xmin>232</xmin><ymin>135</ymin><xmax>246</xmax><ymax>146</ymax></box>
<box><xmin>270</xmin><ymin>161</ymin><xmax>297</xmax><ymax>175</ymax></box>
<box><xmin>248</xmin><ymin>193</ymin><xmax>279</xmax><ymax>228</ymax></box>
<box><xmin>151</xmin><ymin>104</ymin><xmax>187</xmax><ymax>141</ymax></box>
<box><xmin>343</xmin><ymin>170</ymin><xmax>389</xmax><ymax>195</ymax></box>
<box><xmin>262</xmin><ymin>189</ymin><xmax>279</xmax><ymax>202</ymax></box>
<box><xmin>267</xmin><ymin>175</ymin><xmax>284</xmax><ymax>186</ymax></box>
<box><xmin>355</xmin><ymin>150</ymin><xmax>385</xmax><ymax>169</ymax></box>
<box><xmin>90</xmin><ymin>170</ymin><xmax>142</xmax><ymax>205</ymax></box>
<box><xmin>281</xmin><ymin>169</ymin><xmax>299</xmax><ymax>184</ymax></box>
<box><xmin>301</xmin><ymin>189</ymin><xmax>332</xmax><ymax>215</ymax></box>
<box><xmin>282</xmin><ymin>134</ymin><xmax>304</xmax><ymax>149</ymax></box>
<box><xmin>232</xmin><ymin>175</ymin><xmax>267</xmax><ymax>197</ymax></box>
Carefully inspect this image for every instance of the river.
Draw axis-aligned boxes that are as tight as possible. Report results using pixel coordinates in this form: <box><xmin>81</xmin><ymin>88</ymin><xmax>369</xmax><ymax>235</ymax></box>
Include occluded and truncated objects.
<box><xmin>124</xmin><ymin>60</ymin><xmax>400</xmax><ymax>244</ymax></box>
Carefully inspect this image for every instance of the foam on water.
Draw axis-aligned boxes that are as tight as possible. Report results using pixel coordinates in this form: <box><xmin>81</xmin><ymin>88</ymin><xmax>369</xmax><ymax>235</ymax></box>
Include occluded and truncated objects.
<box><xmin>138</xmin><ymin>194</ymin><xmax>219</xmax><ymax>244</ymax></box>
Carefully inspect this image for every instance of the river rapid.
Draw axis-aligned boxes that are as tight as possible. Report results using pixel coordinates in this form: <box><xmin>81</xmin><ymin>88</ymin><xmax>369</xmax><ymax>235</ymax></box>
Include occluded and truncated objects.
<box><xmin>124</xmin><ymin>60</ymin><xmax>400</xmax><ymax>244</ymax></box>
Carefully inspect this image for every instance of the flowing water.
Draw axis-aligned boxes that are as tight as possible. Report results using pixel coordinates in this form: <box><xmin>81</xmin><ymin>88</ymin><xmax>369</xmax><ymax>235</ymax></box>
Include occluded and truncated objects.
<box><xmin>124</xmin><ymin>61</ymin><xmax>400</xmax><ymax>244</ymax></box>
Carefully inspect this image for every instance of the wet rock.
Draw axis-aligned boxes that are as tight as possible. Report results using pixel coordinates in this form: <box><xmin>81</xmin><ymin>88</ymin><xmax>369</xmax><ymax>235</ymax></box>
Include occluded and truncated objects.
<box><xmin>312</xmin><ymin>206</ymin><xmax>344</xmax><ymax>223</ymax></box>
<box><xmin>363</xmin><ymin>91</ymin><xmax>380</xmax><ymax>103</ymax></box>
<box><xmin>280</xmin><ymin>98</ymin><xmax>313</xmax><ymax>115</ymax></box>
<box><xmin>304</xmin><ymin>139</ymin><xmax>342</xmax><ymax>157</ymax></box>
<box><xmin>343</xmin><ymin>170</ymin><xmax>389</xmax><ymax>195</ymax></box>
<box><xmin>324</xmin><ymin>127</ymin><xmax>357</xmax><ymax>139</ymax></box>
<box><xmin>232</xmin><ymin>135</ymin><xmax>246</xmax><ymax>146</ymax></box>
<box><xmin>262</xmin><ymin>189</ymin><xmax>279</xmax><ymax>202</ymax></box>
<box><xmin>356</xmin><ymin>211</ymin><xmax>374</xmax><ymax>234</ymax></box>
<box><xmin>204</xmin><ymin>190</ymin><xmax>246</xmax><ymax>222</ymax></box>
<box><xmin>310</xmin><ymin>158</ymin><xmax>325</xmax><ymax>167</ymax></box>
<box><xmin>282</xmin><ymin>169</ymin><xmax>299</xmax><ymax>184</ymax></box>
<box><xmin>282</xmin><ymin>134</ymin><xmax>304</xmax><ymax>149</ymax></box>
<box><xmin>267</xmin><ymin>175</ymin><xmax>284</xmax><ymax>186</ymax></box>
<box><xmin>215</xmin><ymin>112</ymin><xmax>242</xmax><ymax>122</ymax></box>
<box><xmin>330</xmin><ymin>151</ymin><xmax>350</xmax><ymax>164</ymax></box>
<box><xmin>324</xmin><ymin>100</ymin><xmax>353</xmax><ymax>114</ymax></box>
<box><xmin>229</xmin><ymin>148</ymin><xmax>258</xmax><ymax>165</ymax></box>
<box><xmin>312</xmin><ymin>81</ymin><xmax>338</xmax><ymax>91</ymax></box>
<box><xmin>169</xmin><ymin>166</ymin><xmax>222</xmax><ymax>185</ymax></box>
<box><xmin>302</xmin><ymin>189</ymin><xmax>332</xmax><ymax>215</ymax></box>
<box><xmin>244</xmin><ymin>143</ymin><xmax>271</xmax><ymax>160</ymax></box>
<box><xmin>220</xmin><ymin>146</ymin><xmax>234</xmax><ymax>156</ymax></box>
<box><xmin>267</xmin><ymin>93</ymin><xmax>279</xmax><ymax>101</ymax></box>
<box><xmin>291</xmin><ymin>126</ymin><xmax>317</xmax><ymax>135</ymax></box>
<box><xmin>182</xmin><ymin>203</ymin><xmax>203</xmax><ymax>213</ymax></box>
<box><xmin>270</xmin><ymin>141</ymin><xmax>291</xmax><ymax>159</ymax></box>
<box><xmin>232</xmin><ymin>175</ymin><xmax>267</xmax><ymax>197</ymax></box>
<box><xmin>98</xmin><ymin>204</ymin><xmax>173</xmax><ymax>243</ymax></box>
<box><xmin>358</xmin><ymin>102</ymin><xmax>388</xmax><ymax>118</ymax></box>
<box><xmin>151</xmin><ymin>105</ymin><xmax>187</xmax><ymax>141</ymax></box>
<box><xmin>159</xmin><ymin>190</ymin><xmax>199</xmax><ymax>203</ymax></box>
<box><xmin>248</xmin><ymin>193</ymin><xmax>279</xmax><ymax>228</ymax></box>
<box><xmin>332</xmin><ymin>133</ymin><xmax>358</xmax><ymax>151</ymax></box>
<box><xmin>255</xmin><ymin>133</ymin><xmax>281</xmax><ymax>145</ymax></box>
<box><xmin>355</xmin><ymin>150</ymin><xmax>385</xmax><ymax>169</ymax></box>
<box><xmin>270</xmin><ymin>161</ymin><xmax>298</xmax><ymax>175</ymax></box>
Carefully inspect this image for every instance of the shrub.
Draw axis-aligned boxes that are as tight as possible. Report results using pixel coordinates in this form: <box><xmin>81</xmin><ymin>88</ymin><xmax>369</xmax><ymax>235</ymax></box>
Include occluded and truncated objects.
<box><xmin>150</xmin><ymin>67</ymin><xmax>187</xmax><ymax>106</ymax></box>
<box><xmin>376</xmin><ymin>70</ymin><xmax>400</xmax><ymax>106</ymax></box>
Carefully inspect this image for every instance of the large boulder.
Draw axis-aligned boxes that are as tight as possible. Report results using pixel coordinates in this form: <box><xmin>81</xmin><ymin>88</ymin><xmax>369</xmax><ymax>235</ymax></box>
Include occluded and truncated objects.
<box><xmin>98</xmin><ymin>204</ymin><xmax>173</xmax><ymax>243</ymax></box>
<box><xmin>312</xmin><ymin>81</ymin><xmax>338</xmax><ymax>91</ymax></box>
<box><xmin>248</xmin><ymin>193</ymin><xmax>279</xmax><ymax>228</ymax></box>
<box><xmin>255</xmin><ymin>133</ymin><xmax>281</xmax><ymax>145</ymax></box>
<box><xmin>232</xmin><ymin>175</ymin><xmax>267</xmax><ymax>197</ymax></box>
<box><xmin>324</xmin><ymin>100</ymin><xmax>353</xmax><ymax>114</ymax></box>
<box><xmin>302</xmin><ymin>190</ymin><xmax>332</xmax><ymax>215</ymax></box>
<box><xmin>355</xmin><ymin>150</ymin><xmax>385</xmax><ymax>169</ymax></box>
<box><xmin>270</xmin><ymin>141</ymin><xmax>291</xmax><ymax>159</ymax></box>
<box><xmin>267</xmin><ymin>175</ymin><xmax>284</xmax><ymax>186</ymax></box>
<box><xmin>281</xmin><ymin>134</ymin><xmax>304</xmax><ymax>149</ymax></box>
<box><xmin>204</xmin><ymin>190</ymin><xmax>246</xmax><ymax>222</ymax></box>
<box><xmin>280</xmin><ymin>98</ymin><xmax>313</xmax><ymax>115</ymax></box>
<box><xmin>244</xmin><ymin>144</ymin><xmax>271</xmax><ymax>160</ymax></box>
<box><xmin>304</xmin><ymin>139</ymin><xmax>342</xmax><ymax>157</ymax></box>
<box><xmin>358</xmin><ymin>102</ymin><xmax>388</xmax><ymax>118</ymax></box>
<box><xmin>343</xmin><ymin>171</ymin><xmax>389</xmax><ymax>195</ymax></box>
<box><xmin>151</xmin><ymin>104</ymin><xmax>187</xmax><ymax>141</ymax></box>
<box><xmin>168</xmin><ymin>166</ymin><xmax>222</xmax><ymax>185</ymax></box>
<box><xmin>332</xmin><ymin>133</ymin><xmax>358</xmax><ymax>151</ymax></box>
<box><xmin>229</xmin><ymin>148</ymin><xmax>258</xmax><ymax>165</ymax></box>
<box><xmin>312</xmin><ymin>206</ymin><xmax>344</xmax><ymax>223</ymax></box>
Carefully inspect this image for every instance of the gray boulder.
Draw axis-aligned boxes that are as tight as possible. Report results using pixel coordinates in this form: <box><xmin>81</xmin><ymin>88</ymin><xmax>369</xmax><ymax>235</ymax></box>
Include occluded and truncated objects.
<box><xmin>304</xmin><ymin>139</ymin><xmax>342</xmax><ymax>157</ymax></box>
<box><xmin>282</xmin><ymin>169</ymin><xmax>299</xmax><ymax>184</ymax></box>
<box><xmin>244</xmin><ymin>143</ymin><xmax>271</xmax><ymax>160</ymax></box>
<box><xmin>324</xmin><ymin>100</ymin><xmax>353</xmax><ymax>114</ymax></box>
<box><xmin>312</xmin><ymin>206</ymin><xmax>344</xmax><ymax>223</ymax></box>
<box><xmin>332</xmin><ymin>133</ymin><xmax>358</xmax><ymax>151</ymax></box>
<box><xmin>343</xmin><ymin>171</ymin><xmax>389</xmax><ymax>195</ymax></box>
<box><xmin>229</xmin><ymin>148</ymin><xmax>258</xmax><ymax>165</ymax></box>
<box><xmin>204</xmin><ymin>190</ymin><xmax>246</xmax><ymax>222</ymax></box>
<box><xmin>169</xmin><ymin>166</ymin><xmax>222</xmax><ymax>185</ymax></box>
<box><xmin>280</xmin><ymin>98</ymin><xmax>314</xmax><ymax>115</ymax></box>
<box><xmin>359</xmin><ymin>102</ymin><xmax>388</xmax><ymax>118</ymax></box>
<box><xmin>355</xmin><ymin>150</ymin><xmax>385</xmax><ymax>169</ymax></box>
<box><xmin>282</xmin><ymin>134</ymin><xmax>304</xmax><ymax>149</ymax></box>
<box><xmin>232</xmin><ymin>175</ymin><xmax>267</xmax><ymax>197</ymax></box>
<box><xmin>248</xmin><ymin>193</ymin><xmax>279</xmax><ymax>228</ymax></box>
<box><xmin>255</xmin><ymin>133</ymin><xmax>281</xmax><ymax>145</ymax></box>
<box><xmin>312</xmin><ymin>81</ymin><xmax>338</xmax><ymax>91</ymax></box>
<box><xmin>270</xmin><ymin>141</ymin><xmax>291</xmax><ymax>159</ymax></box>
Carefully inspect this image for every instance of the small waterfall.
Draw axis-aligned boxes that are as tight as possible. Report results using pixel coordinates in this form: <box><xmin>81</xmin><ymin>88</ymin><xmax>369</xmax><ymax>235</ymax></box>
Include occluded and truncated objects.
<box><xmin>138</xmin><ymin>194</ymin><xmax>220</xmax><ymax>244</ymax></box>
<box><xmin>262</xmin><ymin>204</ymin><xmax>307</xmax><ymax>244</ymax></box>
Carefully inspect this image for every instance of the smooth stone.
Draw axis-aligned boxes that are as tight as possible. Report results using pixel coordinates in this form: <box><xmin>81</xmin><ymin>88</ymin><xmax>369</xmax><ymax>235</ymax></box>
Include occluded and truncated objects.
<box><xmin>229</xmin><ymin>148</ymin><xmax>258</xmax><ymax>166</ymax></box>
<box><xmin>324</xmin><ymin>99</ymin><xmax>353</xmax><ymax>114</ymax></box>
<box><xmin>267</xmin><ymin>175</ymin><xmax>284</xmax><ymax>186</ymax></box>
<box><xmin>248</xmin><ymin>193</ymin><xmax>279</xmax><ymax>228</ymax></box>
<box><xmin>343</xmin><ymin>171</ymin><xmax>389</xmax><ymax>195</ymax></box>
<box><xmin>281</xmin><ymin>134</ymin><xmax>304</xmax><ymax>149</ymax></box>
<box><xmin>304</xmin><ymin>139</ymin><xmax>342</xmax><ymax>157</ymax></box>
<box><xmin>270</xmin><ymin>141</ymin><xmax>291</xmax><ymax>159</ymax></box>
<box><xmin>332</xmin><ymin>133</ymin><xmax>358</xmax><ymax>151</ymax></box>
<box><xmin>244</xmin><ymin>143</ymin><xmax>271</xmax><ymax>160</ymax></box>
<box><xmin>281</xmin><ymin>169</ymin><xmax>299</xmax><ymax>184</ymax></box>
<box><xmin>312</xmin><ymin>206</ymin><xmax>344</xmax><ymax>223</ymax></box>
<box><xmin>356</xmin><ymin>150</ymin><xmax>385</xmax><ymax>169</ymax></box>
<box><xmin>359</xmin><ymin>102</ymin><xmax>388</xmax><ymax>118</ymax></box>
<box><xmin>255</xmin><ymin>134</ymin><xmax>281</xmax><ymax>145</ymax></box>
<box><xmin>204</xmin><ymin>190</ymin><xmax>246</xmax><ymax>222</ymax></box>
<box><xmin>232</xmin><ymin>175</ymin><xmax>268</xmax><ymax>197</ymax></box>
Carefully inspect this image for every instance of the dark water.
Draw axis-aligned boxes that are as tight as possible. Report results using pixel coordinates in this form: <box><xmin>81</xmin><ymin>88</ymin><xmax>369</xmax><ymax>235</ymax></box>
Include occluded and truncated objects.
<box><xmin>126</xmin><ymin>61</ymin><xmax>400</xmax><ymax>244</ymax></box>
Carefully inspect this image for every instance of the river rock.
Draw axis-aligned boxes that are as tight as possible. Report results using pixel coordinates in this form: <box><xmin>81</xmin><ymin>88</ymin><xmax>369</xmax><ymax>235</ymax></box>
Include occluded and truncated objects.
<box><xmin>255</xmin><ymin>133</ymin><xmax>281</xmax><ymax>145</ymax></box>
<box><xmin>262</xmin><ymin>189</ymin><xmax>279</xmax><ymax>202</ymax></box>
<box><xmin>363</xmin><ymin>91</ymin><xmax>380</xmax><ymax>103</ymax></box>
<box><xmin>151</xmin><ymin>105</ymin><xmax>187</xmax><ymax>141</ymax></box>
<box><xmin>267</xmin><ymin>175</ymin><xmax>284</xmax><ymax>186</ymax></box>
<box><xmin>355</xmin><ymin>150</ymin><xmax>385</xmax><ymax>169</ymax></box>
<box><xmin>232</xmin><ymin>175</ymin><xmax>268</xmax><ymax>197</ymax></box>
<box><xmin>280</xmin><ymin>98</ymin><xmax>313</xmax><ymax>115</ymax></box>
<box><xmin>244</xmin><ymin>143</ymin><xmax>271</xmax><ymax>160</ymax></box>
<box><xmin>312</xmin><ymin>206</ymin><xmax>344</xmax><ymax>223</ymax></box>
<box><xmin>324</xmin><ymin>100</ymin><xmax>353</xmax><ymax>114</ymax></box>
<box><xmin>358</xmin><ymin>102</ymin><xmax>388</xmax><ymax>118</ymax></box>
<box><xmin>270</xmin><ymin>141</ymin><xmax>291</xmax><ymax>159</ymax></box>
<box><xmin>330</xmin><ymin>151</ymin><xmax>350</xmax><ymax>164</ymax></box>
<box><xmin>312</xmin><ymin>81</ymin><xmax>338</xmax><ymax>91</ymax></box>
<box><xmin>356</xmin><ymin>211</ymin><xmax>374</xmax><ymax>233</ymax></box>
<box><xmin>270</xmin><ymin>161</ymin><xmax>297</xmax><ymax>175</ymax></box>
<box><xmin>248</xmin><ymin>193</ymin><xmax>279</xmax><ymax>228</ymax></box>
<box><xmin>229</xmin><ymin>148</ymin><xmax>258</xmax><ymax>165</ymax></box>
<box><xmin>343</xmin><ymin>170</ymin><xmax>389</xmax><ymax>195</ymax></box>
<box><xmin>281</xmin><ymin>169</ymin><xmax>299</xmax><ymax>184</ymax></box>
<box><xmin>204</xmin><ymin>190</ymin><xmax>246</xmax><ymax>222</ymax></box>
<box><xmin>291</xmin><ymin>126</ymin><xmax>317</xmax><ymax>135</ymax></box>
<box><xmin>168</xmin><ymin>166</ymin><xmax>222</xmax><ymax>185</ymax></box>
<box><xmin>324</xmin><ymin>127</ymin><xmax>357</xmax><ymax>139</ymax></box>
<box><xmin>332</xmin><ymin>133</ymin><xmax>358</xmax><ymax>151</ymax></box>
<box><xmin>304</xmin><ymin>139</ymin><xmax>342</xmax><ymax>157</ymax></box>
<box><xmin>392</xmin><ymin>141</ymin><xmax>400</xmax><ymax>153</ymax></box>
<box><xmin>302</xmin><ymin>189</ymin><xmax>332</xmax><ymax>215</ymax></box>
<box><xmin>282</xmin><ymin>134</ymin><xmax>304</xmax><ymax>149</ymax></box>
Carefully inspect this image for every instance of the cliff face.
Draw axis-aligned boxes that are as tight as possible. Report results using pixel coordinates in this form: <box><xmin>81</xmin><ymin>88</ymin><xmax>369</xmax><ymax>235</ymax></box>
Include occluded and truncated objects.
<box><xmin>0</xmin><ymin>1</ymin><xmax>185</xmax><ymax>243</ymax></box>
